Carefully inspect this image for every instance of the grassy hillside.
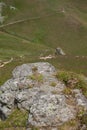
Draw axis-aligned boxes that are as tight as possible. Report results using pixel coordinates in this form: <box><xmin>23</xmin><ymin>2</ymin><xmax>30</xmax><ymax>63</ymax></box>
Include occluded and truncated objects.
<box><xmin>0</xmin><ymin>0</ymin><xmax>87</xmax><ymax>84</ymax></box>
<box><xmin>0</xmin><ymin>1</ymin><xmax>87</xmax><ymax>129</ymax></box>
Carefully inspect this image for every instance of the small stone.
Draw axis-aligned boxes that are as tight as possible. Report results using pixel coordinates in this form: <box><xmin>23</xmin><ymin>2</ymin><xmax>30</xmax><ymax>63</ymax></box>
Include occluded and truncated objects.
<box><xmin>55</xmin><ymin>47</ymin><xmax>66</xmax><ymax>56</ymax></box>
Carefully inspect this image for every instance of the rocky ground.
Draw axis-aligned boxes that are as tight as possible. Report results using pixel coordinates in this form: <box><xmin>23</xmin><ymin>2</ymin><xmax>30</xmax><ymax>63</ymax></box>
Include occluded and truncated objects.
<box><xmin>0</xmin><ymin>62</ymin><xmax>87</xmax><ymax>130</ymax></box>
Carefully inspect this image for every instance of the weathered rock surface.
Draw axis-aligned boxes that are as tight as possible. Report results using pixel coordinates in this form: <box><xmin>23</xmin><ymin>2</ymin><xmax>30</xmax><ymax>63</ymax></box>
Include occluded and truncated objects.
<box><xmin>0</xmin><ymin>62</ymin><xmax>87</xmax><ymax>129</ymax></box>
<box><xmin>73</xmin><ymin>89</ymin><xmax>87</xmax><ymax>110</ymax></box>
<box><xmin>55</xmin><ymin>47</ymin><xmax>66</xmax><ymax>56</ymax></box>
<box><xmin>28</xmin><ymin>94</ymin><xmax>75</xmax><ymax>127</ymax></box>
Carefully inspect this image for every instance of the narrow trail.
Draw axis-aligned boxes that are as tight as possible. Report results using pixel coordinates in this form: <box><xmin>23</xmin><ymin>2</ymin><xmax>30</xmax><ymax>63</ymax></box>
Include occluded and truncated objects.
<box><xmin>0</xmin><ymin>16</ymin><xmax>42</xmax><ymax>28</ymax></box>
<box><xmin>1</xmin><ymin>28</ymin><xmax>87</xmax><ymax>63</ymax></box>
<box><xmin>0</xmin><ymin>11</ymin><xmax>59</xmax><ymax>29</ymax></box>
<box><xmin>39</xmin><ymin>55</ymin><xmax>87</xmax><ymax>60</ymax></box>
<box><xmin>0</xmin><ymin>57</ymin><xmax>13</xmax><ymax>68</ymax></box>
<box><xmin>0</xmin><ymin>29</ymin><xmax>31</xmax><ymax>42</ymax></box>
<box><xmin>0</xmin><ymin>54</ymin><xmax>87</xmax><ymax>69</ymax></box>
<box><xmin>0</xmin><ymin>10</ymin><xmax>87</xmax><ymax>64</ymax></box>
<box><xmin>0</xmin><ymin>11</ymin><xmax>60</xmax><ymax>47</ymax></box>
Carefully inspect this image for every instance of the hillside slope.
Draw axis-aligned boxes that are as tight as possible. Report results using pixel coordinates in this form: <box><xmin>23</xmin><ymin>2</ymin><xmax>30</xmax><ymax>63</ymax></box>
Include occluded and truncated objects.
<box><xmin>0</xmin><ymin>0</ymin><xmax>87</xmax><ymax>83</ymax></box>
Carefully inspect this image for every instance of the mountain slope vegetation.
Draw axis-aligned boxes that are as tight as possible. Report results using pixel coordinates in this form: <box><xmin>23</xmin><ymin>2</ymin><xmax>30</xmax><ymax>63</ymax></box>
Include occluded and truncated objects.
<box><xmin>0</xmin><ymin>0</ymin><xmax>87</xmax><ymax>83</ymax></box>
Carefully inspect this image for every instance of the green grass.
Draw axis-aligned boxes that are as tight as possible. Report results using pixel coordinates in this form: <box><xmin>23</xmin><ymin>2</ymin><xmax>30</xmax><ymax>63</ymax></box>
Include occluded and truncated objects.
<box><xmin>0</xmin><ymin>1</ymin><xmax>87</xmax><ymax>129</ymax></box>
<box><xmin>0</xmin><ymin>31</ymin><xmax>52</xmax><ymax>59</ymax></box>
<box><xmin>56</xmin><ymin>70</ymin><xmax>87</xmax><ymax>97</ymax></box>
<box><xmin>29</xmin><ymin>73</ymin><xmax>43</xmax><ymax>83</ymax></box>
<box><xmin>0</xmin><ymin>0</ymin><xmax>86</xmax><ymax>76</ymax></box>
<box><xmin>0</xmin><ymin>109</ymin><xmax>28</xmax><ymax>129</ymax></box>
<box><xmin>0</xmin><ymin>0</ymin><xmax>87</xmax><ymax>83</ymax></box>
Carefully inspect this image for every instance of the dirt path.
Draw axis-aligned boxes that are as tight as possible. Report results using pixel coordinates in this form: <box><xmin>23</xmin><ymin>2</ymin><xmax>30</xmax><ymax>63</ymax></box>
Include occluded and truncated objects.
<box><xmin>0</xmin><ymin>12</ymin><xmax>59</xmax><ymax>44</ymax></box>
<box><xmin>0</xmin><ymin>29</ymin><xmax>31</xmax><ymax>42</ymax></box>
<box><xmin>0</xmin><ymin>58</ymin><xmax>13</xmax><ymax>68</ymax></box>
<box><xmin>0</xmin><ymin>11</ymin><xmax>59</xmax><ymax>29</ymax></box>
<box><xmin>0</xmin><ymin>10</ymin><xmax>87</xmax><ymax>63</ymax></box>
<box><xmin>39</xmin><ymin>54</ymin><xmax>87</xmax><ymax>60</ymax></box>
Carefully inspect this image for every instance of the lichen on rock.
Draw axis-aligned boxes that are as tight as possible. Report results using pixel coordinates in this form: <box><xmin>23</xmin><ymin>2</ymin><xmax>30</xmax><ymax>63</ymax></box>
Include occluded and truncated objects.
<box><xmin>0</xmin><ymin>62</ymin><xmax>87</xmax><ymax>129</ymax></box>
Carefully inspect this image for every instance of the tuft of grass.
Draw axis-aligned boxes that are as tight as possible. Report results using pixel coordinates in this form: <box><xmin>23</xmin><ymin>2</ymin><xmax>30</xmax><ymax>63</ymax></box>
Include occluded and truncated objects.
<box><xmin>0</xmin><ymin>109</ymin><xmax>28</xmax><ymax>129</ymax></box>
<box><xmin>50</xmin><ymin>82</ymin><xmax>57</xmax><ymax>87</ymax></box>
<box><xmin>58</xmin><ymin>119</ymin><xmax>79</xmax><ymax>130</ymax></box>
<box><xmin>29</xmin><ymin>73</ymin><xmax>43</xmax><ymax>83</ymax></box>
<box><xmin>30</xmin><ymin>127</ymin><xmax>39</xmax><ymax>130</ymax></box>
<box><xmin>63</xmin><ymin>87</ymin><xmax>72</xmax><ymax>95</ymax></box>
<box><xmin>77</xmin><ymin>106</ymin><xmax>85</xmax><ymax>119</ymax></box>
<box><xmin>32</xmin><ymin>66</ymin><xmax>38</xmax><ymax>72</ymax></box>
<box><xmin>56</xmin><ymin>71</ymin><xmax>77</xmax><ymax>85</ymax></box>
<box><xmin>80</xmin><ymin>112</ymin><xmax>87</xmax><ymax>126</ymax></box>
<box><xmin>56</xmin><ymin>70</ymin><xmax>87</xmax><ymax>97</ymax></box>
<box><xmin>76</xmin><ymin>106</ymin><xmax>87</xmax><ymax>127</ymax></box>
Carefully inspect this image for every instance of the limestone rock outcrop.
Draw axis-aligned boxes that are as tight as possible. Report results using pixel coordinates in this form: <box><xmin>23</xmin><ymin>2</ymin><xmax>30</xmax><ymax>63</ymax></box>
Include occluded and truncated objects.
<box><xmin>0</xmin><ymin>62</ymin><xmax>87</xmax><ymax>129</ymax></box>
